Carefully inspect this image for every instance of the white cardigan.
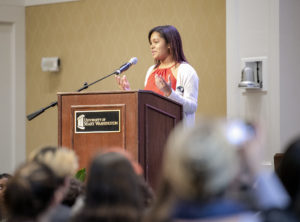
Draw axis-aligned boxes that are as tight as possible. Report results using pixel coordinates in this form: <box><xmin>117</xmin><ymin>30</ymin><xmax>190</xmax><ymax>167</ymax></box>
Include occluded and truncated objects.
<box><xmin>144</xmin><ymin>62</ymin><xmax>199</xmax><ymax>126</ymax></box>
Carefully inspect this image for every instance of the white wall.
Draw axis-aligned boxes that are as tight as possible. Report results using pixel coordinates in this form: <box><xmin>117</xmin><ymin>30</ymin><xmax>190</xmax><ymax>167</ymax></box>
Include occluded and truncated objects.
<box><xmin>227</xmin><ymin>0</ymin><xmax>300</xmax><ymax>167</ymax></box>
<box><xmin>227</xmin><ymin>0</ymin><xmax>280</xmax><ymax>167</ymax></box>
<box><xmin>0</xmin><ymin>0</ymin><xmax>26</xmax><ymax>173</ymax></box>
<box><xmin>279</xmin><ymin>0</ymin><xmax>300</xmax><ymax>149</ymax></box>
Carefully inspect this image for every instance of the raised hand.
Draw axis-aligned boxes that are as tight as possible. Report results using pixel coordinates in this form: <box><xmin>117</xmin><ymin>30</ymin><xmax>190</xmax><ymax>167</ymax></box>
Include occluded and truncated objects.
<box><xmin>115</xmin><ymin>75</ymin><xmax>131</xmax><ymax>91</ymax></box>
<box><xmin>155</xmin><ymin>74</ymin><xmax>172</xmax><ymax>97</ymax></box>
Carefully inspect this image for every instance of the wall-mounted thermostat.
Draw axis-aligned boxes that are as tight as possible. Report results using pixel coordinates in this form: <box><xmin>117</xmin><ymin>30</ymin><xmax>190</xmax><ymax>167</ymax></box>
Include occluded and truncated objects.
<box><xmin>41</xmin><ymin>57</ymin><xmax>60</xmax><ymax>72</ymax></box>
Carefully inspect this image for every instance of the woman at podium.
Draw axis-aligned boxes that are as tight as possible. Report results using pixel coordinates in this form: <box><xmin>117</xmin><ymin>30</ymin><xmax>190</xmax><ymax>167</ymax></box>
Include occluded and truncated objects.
<box><xmin>116</xmin><ymin>25</ymin><xmax>199</xmax><ymax>126</ymax></box>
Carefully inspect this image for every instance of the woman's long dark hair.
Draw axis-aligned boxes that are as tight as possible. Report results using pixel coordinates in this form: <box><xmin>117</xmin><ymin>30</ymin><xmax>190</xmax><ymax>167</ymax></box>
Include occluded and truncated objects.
<box><xmin>72</xmin><ymin>152</ymin><xmax>143</xmax><ymax>222</ymax></box>
<box><xmin>148</xmin><ymin>25</ymin><xmax>187</xmax><ymax>67</ymax></box>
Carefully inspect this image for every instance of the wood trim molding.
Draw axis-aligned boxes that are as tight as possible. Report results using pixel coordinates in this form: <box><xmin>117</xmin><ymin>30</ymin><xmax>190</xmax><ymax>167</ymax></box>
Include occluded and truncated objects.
<box><xmin>25</xmin><ymin>0</ymin><xmax>79</xmax><ymax>6</ymax></box>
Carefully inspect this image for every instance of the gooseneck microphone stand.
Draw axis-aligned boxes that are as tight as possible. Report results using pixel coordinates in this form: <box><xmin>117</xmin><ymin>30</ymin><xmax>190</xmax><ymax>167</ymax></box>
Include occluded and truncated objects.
<box><xmin>27</xmin><ymin>70</ymin><xmax>120</xmax><ymax>121</ymax></box>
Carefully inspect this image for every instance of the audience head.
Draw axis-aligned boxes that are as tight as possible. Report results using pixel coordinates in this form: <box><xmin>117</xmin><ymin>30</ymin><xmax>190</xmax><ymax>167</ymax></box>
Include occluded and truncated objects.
<box><xmin>4</xmin><ymin>162</ymin><xmax>59</xmax><ymax>221</ymax></box>
<box><xmin>101</xmin><ymin>148</ymin><xmax>154</xmax><ymax>208</ymax></box>
<box><xmin>72</xmin><ymin>150</ymin><xmax>143</xmax><ymax>222</ymax></box>
<box><xmin>0</xmin><ymin>173</ymin><xmax>11</xmax><ymax>219</ymax></box>
<box><xmin>101</xmin><ymin>148</ymin><xmax>143</xmax><ymax>176</ymax></box>
<box><xmin>86</xmin><ymin>151</ymin><xmax>142</xmax><ymax>208</ymax></box>
<box><xmin>163</xmin><ymin>119</ymin><xmax>240</xmax><ymax>201</ymax></box>
<box><xmin>0</xmin><ymin>173</ymin><xmax>11</xmax><ymax>197</ymax></box>
<box><xmin>278</xmin><ymin>137</ymin><xmax>300</xmax><ymax>204</ymax></box>
<box><xmin>28</xmin><ymin>146</ymin><xmax>79</xmax><ymax>210</ymax></box>
<box><xmin>144</xmin><ymin>119</ymin><xmax>254</xmax><ymax>222</ymax></box>
<box><xmin>29</xmin><ymin>146</ymin><xmax>78</xmax><ymax>184</ymax></box>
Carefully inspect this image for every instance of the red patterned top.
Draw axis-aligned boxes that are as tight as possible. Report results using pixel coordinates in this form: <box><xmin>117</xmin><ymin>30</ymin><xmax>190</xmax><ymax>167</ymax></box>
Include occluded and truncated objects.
<box><xmin>144</xmin><ymin>64</ymin><xmax>177</xmax><ymax>96</ymax></box>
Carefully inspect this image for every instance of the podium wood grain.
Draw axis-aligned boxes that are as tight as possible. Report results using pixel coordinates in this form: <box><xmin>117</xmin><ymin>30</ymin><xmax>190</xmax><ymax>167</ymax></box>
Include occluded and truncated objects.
<box><xmin>58</xmin><ymin>90</ymin><xmax>182</xmax><ymax>188</ymax></box>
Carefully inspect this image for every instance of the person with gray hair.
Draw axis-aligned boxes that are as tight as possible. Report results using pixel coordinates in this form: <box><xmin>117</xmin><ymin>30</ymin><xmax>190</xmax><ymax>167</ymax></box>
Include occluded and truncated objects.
<box><xmin>29</xmin><ymin>146</ymin><xmax>79</xmax><ymax>222</ymax></box>
<box><xmin>145</xmin><ymin>119</ymin><xmax>261</xmax><ymax>222</ymax></box>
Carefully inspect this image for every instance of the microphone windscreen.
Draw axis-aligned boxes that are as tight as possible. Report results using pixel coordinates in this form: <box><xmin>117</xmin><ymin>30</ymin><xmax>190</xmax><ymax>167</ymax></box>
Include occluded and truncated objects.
<box><xmin>129</xmin><ymin>57</ymin><xmax>138</xmax><ymax>65</ymax></box>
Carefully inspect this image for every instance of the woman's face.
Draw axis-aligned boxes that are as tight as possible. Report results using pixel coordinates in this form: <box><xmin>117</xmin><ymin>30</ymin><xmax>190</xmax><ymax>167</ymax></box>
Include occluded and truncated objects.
<box><xmin>150</xmin><ymin>32</ymin><xmax>170</xmax><ymax>61</ymax></box>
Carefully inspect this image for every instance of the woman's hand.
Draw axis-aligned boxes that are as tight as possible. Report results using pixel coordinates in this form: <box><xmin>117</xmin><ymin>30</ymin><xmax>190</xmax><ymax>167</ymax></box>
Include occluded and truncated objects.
<box><xmin>115</xmin><ymin>75</ymin><xmax>131</xmax><ymax>91</ymax></box>
<box><xmin>237</xmin><ymin>122</ymin><xmax>264</xmax><ymax>179</ymax></box>
<box><xmin>155</xmin><ymin>74</ymin><xmax>172</xmax><ymax>97</ymax></box>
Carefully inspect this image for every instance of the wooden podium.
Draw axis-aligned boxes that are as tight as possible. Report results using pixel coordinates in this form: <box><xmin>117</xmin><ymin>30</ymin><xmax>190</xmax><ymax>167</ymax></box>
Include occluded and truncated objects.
<box><xmin>58</xmin><ymin>90</ymin><xmax>183</xmax><ymax>188</ymax></box>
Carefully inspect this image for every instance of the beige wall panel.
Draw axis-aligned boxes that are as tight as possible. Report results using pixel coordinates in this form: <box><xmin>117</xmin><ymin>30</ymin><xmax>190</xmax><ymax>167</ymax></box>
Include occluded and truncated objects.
<box><xmin>26</xmin><ymin>0</ymin><xmax>226</xmax><ymax>155</ymax></box>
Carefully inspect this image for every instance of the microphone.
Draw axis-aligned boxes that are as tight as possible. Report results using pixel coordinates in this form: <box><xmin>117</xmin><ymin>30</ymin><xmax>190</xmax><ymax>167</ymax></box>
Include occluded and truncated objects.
<box><xmin>115</xmin><ymin>57</ymin><xmax>138</xmax><ymax>75</ymax></box>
